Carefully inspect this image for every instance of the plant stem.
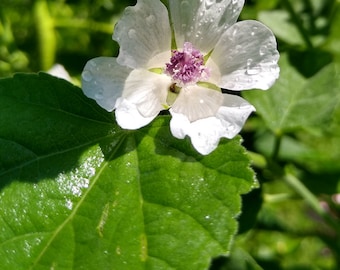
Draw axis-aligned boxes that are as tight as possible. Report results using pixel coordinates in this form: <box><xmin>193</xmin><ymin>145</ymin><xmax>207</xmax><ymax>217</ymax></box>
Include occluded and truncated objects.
<box><xmin>281</xmin><ymin>0</ymin><xmax>314</xmax><ymax>49</ymax></box>
<box><xmin>247</xmin><ymin>151</ymin><xmax>267</xmax><ymax>169</ymax></box>
<box><xmin>33</xmin><ymin>0</ymin><xmax>56</xmax><ymax>70</ymax></box>
<box><xmin>284</xmin><ymin>168</ymin><xmax>340</xmax><ymax>232</ymax></box>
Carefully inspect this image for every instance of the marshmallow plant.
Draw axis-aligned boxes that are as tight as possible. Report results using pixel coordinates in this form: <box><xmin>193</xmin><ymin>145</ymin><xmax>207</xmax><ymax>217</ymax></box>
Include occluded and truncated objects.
<box><xmin>82</xmin><ymin>0</ymin><xmax>279</xmax><ymax>155</ymax></box>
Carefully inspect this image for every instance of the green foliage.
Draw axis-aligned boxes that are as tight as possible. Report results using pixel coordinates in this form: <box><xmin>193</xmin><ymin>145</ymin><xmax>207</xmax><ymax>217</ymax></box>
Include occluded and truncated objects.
<box><xmin>244</xmin><ymin>54</ymin><xmax>340</xmax><ymax>134</ymax></box>
<box><xmin>1</xmin><ymin>0</ymin><xmax>340</xmax><ymax>269</ymax></box>
<box><xmin>0</xmin><ymin>74</ymin><xmax>255</xmax><ymax>269</ymax></box>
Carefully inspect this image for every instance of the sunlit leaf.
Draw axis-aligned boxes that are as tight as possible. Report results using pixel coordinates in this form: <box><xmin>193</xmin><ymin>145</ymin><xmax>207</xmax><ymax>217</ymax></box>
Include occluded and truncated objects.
<box><xmin>0</xmin><ymin>73</ymin><xmax>256</xmax><ymax>270</ymax></box>
<box><xmin>243</xmin><ymin>54</ymin><xmax>340</xmax><ymax>134</ymax></box>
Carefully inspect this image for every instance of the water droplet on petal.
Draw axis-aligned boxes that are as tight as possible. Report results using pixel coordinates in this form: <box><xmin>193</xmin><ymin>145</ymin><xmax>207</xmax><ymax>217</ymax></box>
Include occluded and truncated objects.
<box><xmin>94</xmin><ymin>87</ymin><xmax>104</xmax><ymax>99</ymax></box>
<box><xmin>259</xmin><ymin>45</ymin><xmax>267</xmax><ymax>56</ymax></box>
<box><xmin>232</xmin><ymin>27</ymin><xmax>238</xmax><ymax>37</ymax></box>
<box><xmin>195</xmin><ymin>31</ymin><xmax>202</xmax><ymax>38</ymax></box>
<box><xmin>146</xmin><ymin>15</ymin><xmax>156</xmax><ymax>26</ymax></box>
<box><xmin>181</xmin><ymin>1</ymin><xmax>190</xmax><ymax>13</ymax></box>
<box><xmin>246</xmin><ymin>65</ymin><xmax>261</xmax><ymax>75</ymax></box>
<box><xmin>246</xmin><ymin>58</ymin><xmax>261</xmax><ymax>75</ymax></box>
<box><xmin>205</xmin><ymin>0</ymin><xmax>215</xmax><ymax>9</ymax></box>
<box><xmin>128</xmin><ymin>29</ymin><xmax>137</xmax><ymax>39</ymax></box>
<box><xmin>82</xmin><ymin>70</ymin><xmax>93</xmax><ymax>82</ymax></box>
<box><xmin>90</xmin><ymin>61</ymin><xmax>97</xmax><ymax>67</ymax></box>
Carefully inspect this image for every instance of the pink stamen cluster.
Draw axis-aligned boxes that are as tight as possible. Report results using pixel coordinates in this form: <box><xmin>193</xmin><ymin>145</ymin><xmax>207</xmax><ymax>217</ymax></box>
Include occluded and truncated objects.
<box><xmin>165</xmin><ymin>42</ymin><xmax>210</xmax><ymax>86</ymax></box>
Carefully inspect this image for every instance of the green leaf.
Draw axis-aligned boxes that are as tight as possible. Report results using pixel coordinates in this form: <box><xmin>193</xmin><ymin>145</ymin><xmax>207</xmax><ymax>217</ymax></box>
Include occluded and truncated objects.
<box><xmin>0</xmin><ymin>73</ymin><xmax>256</xmax><ymax>270</ymax></box>
<box><xmin>258</xmin><ymin>11</ymin><xmax>305</xmax><ymax>47</ymax></box>
<box><xmin>243</xmin><ymin>54</ymin><xmax>340</xmax><ymax>134</ymax></box>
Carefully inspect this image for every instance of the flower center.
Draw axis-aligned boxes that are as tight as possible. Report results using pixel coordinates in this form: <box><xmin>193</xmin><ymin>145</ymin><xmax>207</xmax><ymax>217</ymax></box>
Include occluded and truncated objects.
<box><xmin>165</xmin><ymin>42</ymin><xmax>210</xmax><ymax>87</ymax></box>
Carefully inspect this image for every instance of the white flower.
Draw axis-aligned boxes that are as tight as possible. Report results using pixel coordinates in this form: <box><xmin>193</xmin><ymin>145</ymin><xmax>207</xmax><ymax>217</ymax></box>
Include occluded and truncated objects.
<box><xmin>82</xmin><ymin>0</ymin><xmax>279</xmax><ymax>155</ymax></box>
<box><xmin>48</xmin><ymin>64</ymin><xmax>72</xmax><ymax>82</ymax></box>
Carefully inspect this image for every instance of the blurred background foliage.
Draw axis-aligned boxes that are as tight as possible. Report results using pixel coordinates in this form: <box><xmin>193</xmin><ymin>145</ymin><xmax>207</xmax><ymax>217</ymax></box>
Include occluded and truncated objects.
<box><xmin>1</xmin><ymin>0</ymin><xmax>340</xmax><ymax>269</ymax></box>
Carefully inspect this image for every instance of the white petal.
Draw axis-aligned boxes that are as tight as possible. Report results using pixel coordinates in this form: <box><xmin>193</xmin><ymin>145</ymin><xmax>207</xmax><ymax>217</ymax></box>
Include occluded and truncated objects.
<box><xmin>82</xmin><ymin>57</ymin><xmax>132</xmax><ymax>111</ymax></box>
<box><xmin>209</xmin><ymin>20</ymin><xmax>280</xmax><ymax>90</ymax></box>
<box><xmin>113</xmin><ymin>0</ymin><xmax>171</xmax><ymax>69</ymax></box>
<box><xmin>123</xmin><ymin>69</ymin><xmax>171</xmax><ymax>118</ymax></box>
<box><xmin>169</xmin><ymin>110</ymin><xmax>190</xmax><ymax>139</ymax></box>
<box><xmin>48</xmin><ymin>64</ymin><xmax>71</xmax><ymax>82</ymax></box>
<box><xmin>169</xmin><ymin>94</ymin><xmax>255</xmax><ymax>155</ymax></box>
<box><xmin>171</xmin><ymin>86</ymin><xmax>223</xmax><ymax>122</ymax></box>
<box><xmin>216</xmin><ymin>94</ymin><xmax>256</xmax><ymax>138</ymax></box>
<box><xmin>170</xmin><ymin>110</ymin><xmax>223</xmax><ymax>155</ymax></box>
<box><xmin>115</xmin><ymin>98</ymin><xmax>156</xmax><ymax>129</ymax></box>
<box><xmin>169</xmin><ymin>0</ymin><xmax>245</xmax><ymax>53</ymax></box>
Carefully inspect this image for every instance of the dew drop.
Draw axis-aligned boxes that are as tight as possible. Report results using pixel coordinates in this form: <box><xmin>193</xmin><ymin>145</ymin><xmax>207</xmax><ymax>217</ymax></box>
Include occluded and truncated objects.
<box><xmin>259</xmin><ymin>45</ymin><xmax>267</xmax><ymax>56</ymax></box>
<box><xmin>181</xmin><ymin>1</ymin><xmax>190</xmax><ymax>12</ymax></box>
<box><xmin>246</xmin><ymin>65</ymin><xmax>261</xmax><ymax>75</ymax></box>
<box><xmin>94</xmin><ymin>87</ymin><xmax>104</xmax><ymax>99</ymax></box>
<box><xmin>205</xmin><ymin>0</ymin><xmax>215</xmax><ymax>9</ymax></box>
<box><xmin>82</xmin><ymin>70</ymin><xmax>93</xmax><ymax>82</ymax></box>
<box><xmin>246</xmin><ymin>58</ymin><xmax>261</xmax><ymax>75</ymax></box>
<box><xmin>235</xmin><ymin>44</ymin><xmax>242</xmax><ymax>53</ymax></box>
<box><xmin>128</xmin><ymin>29</ymin><xmax>137</xmax><ymax>39</ymax></box>
<box><xmin>232</xmin><ymin>27</ymin><xmax>238</xmax><ymax>37</ymax></box>
<box><xmin>146</xmin><ymin>15</ymin><xmax>156</xmax><ymax>26</ymax></box>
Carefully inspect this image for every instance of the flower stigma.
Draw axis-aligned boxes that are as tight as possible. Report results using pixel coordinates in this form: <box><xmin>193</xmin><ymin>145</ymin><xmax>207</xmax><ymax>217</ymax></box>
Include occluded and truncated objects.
<box><xmin>165</xmin><ymin>42</ymin><xmax>210</xmax><ymax>87</ymax></box>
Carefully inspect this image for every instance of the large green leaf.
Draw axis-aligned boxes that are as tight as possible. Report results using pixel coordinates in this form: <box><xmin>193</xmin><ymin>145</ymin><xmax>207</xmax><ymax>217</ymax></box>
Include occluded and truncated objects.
<box><xmin>0</xmin><ymin>73</ymin><xmax>256</xmax><ymax>270</ymax></box>
<box><xmin>243</xmin><ymin>54</ymin><xmax>340</xmax><ymax>134</ymax></box>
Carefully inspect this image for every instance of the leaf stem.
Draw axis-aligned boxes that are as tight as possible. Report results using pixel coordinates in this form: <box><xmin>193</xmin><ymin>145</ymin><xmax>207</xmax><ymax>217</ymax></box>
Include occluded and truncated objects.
<box><xmin>281</xmin><ymin>0</ymin><xmax>314</xmax><ymax>49</ymax></box>
<box><xmin>247</xmin><ymin>151</ymin><xmax>267</xmax><ymax>169</ymax></box>
<box><xmin>283</xmin><ymin>167</ymin><xmax>340</xmax><ymax>232</ymax></box>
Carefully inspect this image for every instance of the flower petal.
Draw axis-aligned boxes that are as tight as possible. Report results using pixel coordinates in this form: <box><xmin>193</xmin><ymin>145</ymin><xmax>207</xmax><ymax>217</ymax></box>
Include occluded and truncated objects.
<box><xmin>115</xmin><ymin>98</ymin><xmax>156</xmax><ymax>129</ymax></box>
<box><xmin>169</xmin><ymin>0</ymin><xmax>245</xmax><ymax>53</ymax></box>
<box><xmin>209</xmin><ymin>20</ymin><xmax>280</xmax><ymax>90</ymax></box>
<box><xmin>171</xmin><ymin>86</ymin><xmax>223</xmax><ymax>122</ymax></box>
<box><xmin>113</xmin><ymin>0</ymin><xmax>171</xmax><ymax>69</ymax></box>
<box><xmin>122</xmin><ymin>69</ymin><xmax>171</xmax><ymax>118</ymax></box>
<box><xmin>170</xmin><ymin>110</ymin><xmax>223</xmax><ymax>155</ymax></box>
<box><xmin>216</xmin><ymin>94</ymin><xmax>256</xmax><ymax>138</ymax></box>
<box><xmin>82</xmin><ymin>57</ymin><xmax>132</xmax><ymax>111</ymax></box>
<box><xmin>169</xmin><ymin>111</ymin><xmax>190</xmax><ymax>139</ymax></box>
<box><xmin>48</xmin><ymin>64</ymin><xmax>71</xmax><ymax>82</ymax></box>
<box><xmin>170</xmin><ymin>94</ymin><xmax>255</xmax><ymax>155</ymax></box>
